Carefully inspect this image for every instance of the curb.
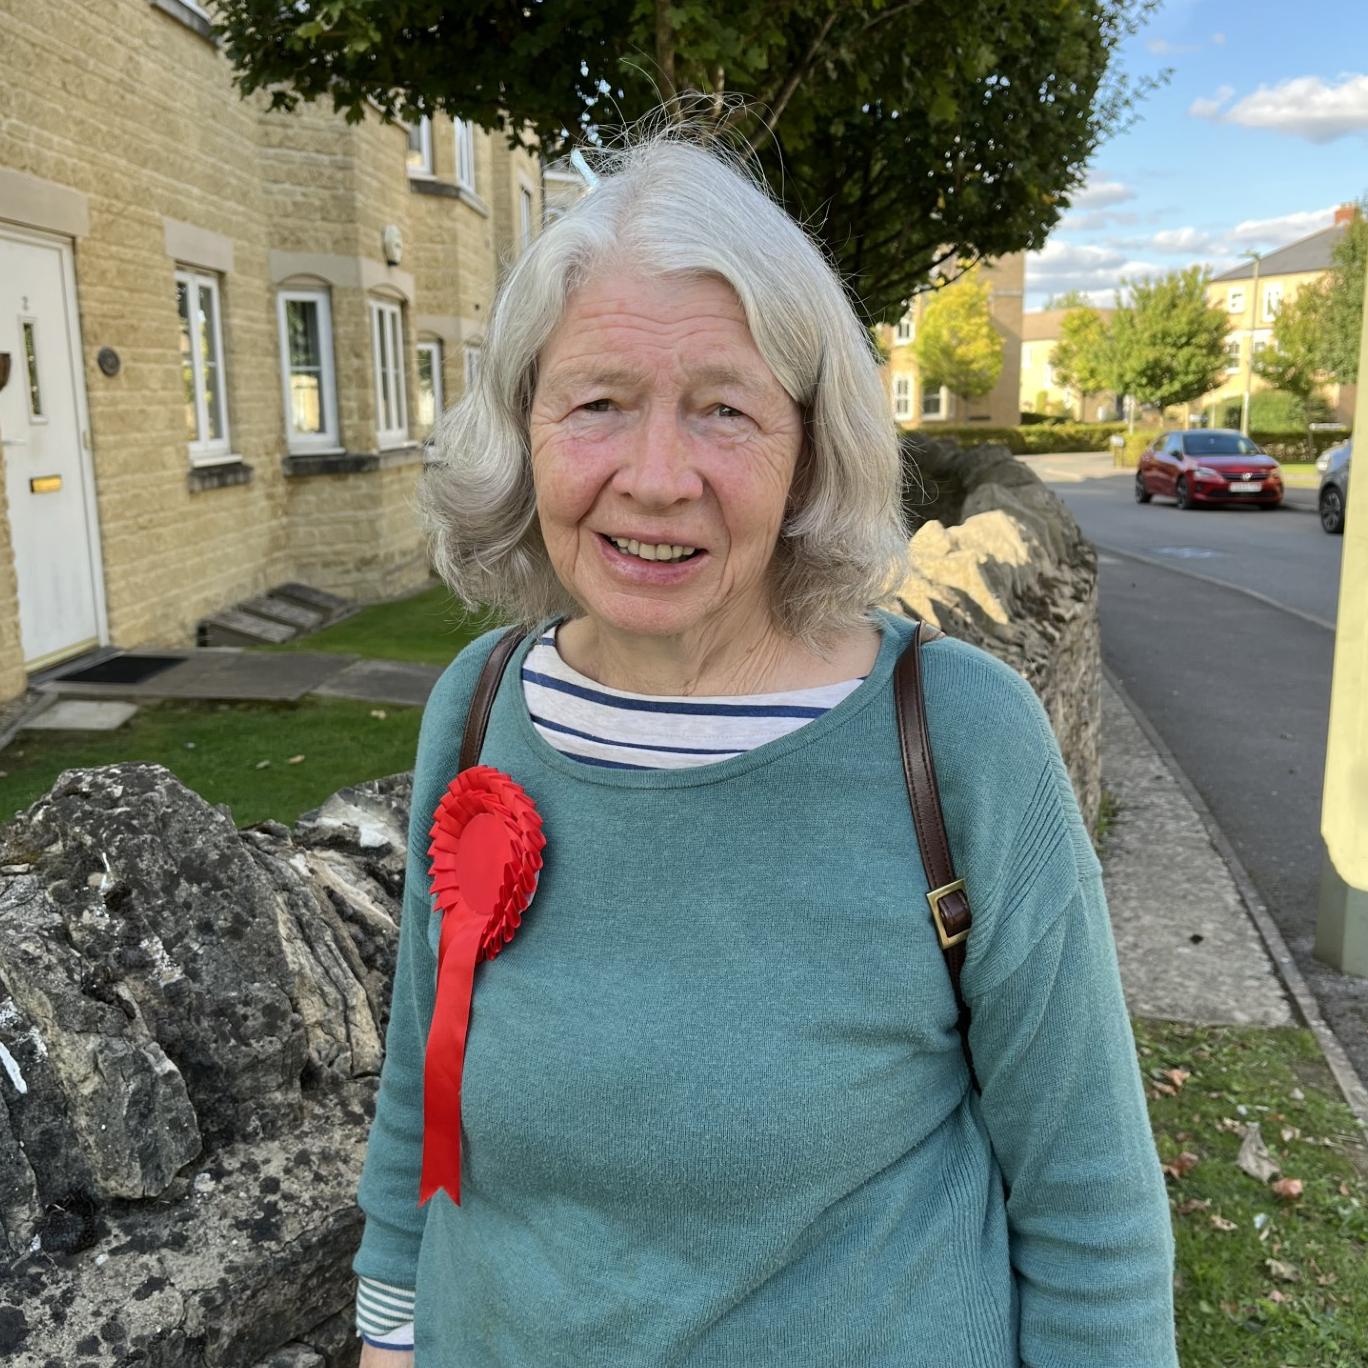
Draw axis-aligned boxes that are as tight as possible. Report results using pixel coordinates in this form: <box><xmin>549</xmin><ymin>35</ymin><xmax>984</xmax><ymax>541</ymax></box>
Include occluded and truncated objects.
<box><xmin>1104</xmin><ymin>663</ymin><xmax>1368</xmax><ymax>1133</ymax></box>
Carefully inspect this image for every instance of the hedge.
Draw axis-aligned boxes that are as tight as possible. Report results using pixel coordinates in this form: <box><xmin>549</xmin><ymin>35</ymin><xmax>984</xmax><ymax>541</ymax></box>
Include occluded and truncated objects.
<box><xmin>1109</xmin><ymin>427</ymin><xmax>1351</xmax><ymax>468</ymax></box>
<box><xmin>905</xmin><ymin>422</ymin><xmax>1128</xmax><ymax>455</ymax></box>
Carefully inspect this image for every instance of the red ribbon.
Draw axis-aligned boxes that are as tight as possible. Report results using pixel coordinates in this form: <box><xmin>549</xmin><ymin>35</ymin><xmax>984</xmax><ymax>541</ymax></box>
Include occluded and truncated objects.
<box><xmin>420</xmin><ymin>765</ymin><xmax>544</xmax><ymax>1206</ymax></box>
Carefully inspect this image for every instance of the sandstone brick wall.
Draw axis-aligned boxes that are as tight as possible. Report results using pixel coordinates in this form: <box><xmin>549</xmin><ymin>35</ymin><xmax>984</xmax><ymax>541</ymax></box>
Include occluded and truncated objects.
<box><xmin>0</xmin><ymin>0</ymin><xmax>541</xmax><ymax>696</ymax></box>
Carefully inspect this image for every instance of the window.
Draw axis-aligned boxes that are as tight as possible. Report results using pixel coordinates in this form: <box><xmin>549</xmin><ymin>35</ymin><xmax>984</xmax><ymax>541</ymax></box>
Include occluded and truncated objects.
<box><xmin>1253</xmin><ymin>338</ymin><xmax>1270</xmax><ymax>357</ymax></box>
<box><xmin>892</xmin><ymin>376</ymin><xmax>911</xmax><ymax>419</ymax></box>
<box><xmin>455</xmin><ymin>120</ymin><xmax>476</xmax><ymax>193</ymax></box>
<box><xmin>464</xmin><ymin>343</ymin><xmax>481</xmax><ymax>391</ymax></box>
<box><xmin>175</xmin><ymin>268</ymin><xmax>231</xmax><ymax>463</ymax></box>
<box><xmin>405</xmin><ymin>117</ymin><xmax>433</xmax><ymax>177</ymax></box>
<box><xmin>1262</xmin><ymin>284</ymin><xmax>1283</xmax><ymax>321</ymax></box>
<box><xmin>416</xmin><ymin>340</ymin><xmax>444</xmax><ymax>432</ymax></box>
<box><xmin>921</xmin><ymin>385</ymin><xmax>946</xmax><ymax>420</ymax></box>
<box><xmin>277</xmin><ymin>289</ymin><xmax>339</xmax><ymax>450</ymax></box>
<box><xmin>1225</xmin><ymin>338</ymin><xmax>1241</xmax><ymax>372</ymax></box>
<box><xmin>21</xmin><ymin>319</ymin><xmax>43</xmax><ymax>421</ymax></box>
<box><xmin>894</xmin><ymin>313</ymin><xmax>914</xmax><ymax>346</ymax></box>
<box><xmin>369</xmin><ymin>299</ymin><xmax>408</xmax><ymax>446</ymax></box>
<box><xmin>519</xmin><ymin>184</ymin><xmax>535</xmax><ymax>251</ymax></box>
<box><xmin>1227</xmin><ymin>287</ymin><xmax>1245</xmax><ymax>313</ymax></box>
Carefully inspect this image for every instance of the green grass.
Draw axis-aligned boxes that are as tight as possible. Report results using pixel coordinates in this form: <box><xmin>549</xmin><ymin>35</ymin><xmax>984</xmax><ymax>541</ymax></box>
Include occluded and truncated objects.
<box><xmin>1093</xmin><ymin>787</ymin><xmax>1120</xmax><ymax>852</ymax></box>
<box><xmin>261</xmin><ymin>582</ymin><xmax>498</xmax><ymax>666</ymax></box>
<box><xmin>0</xmin><ymin>697</ymin><xmax>422</xmax><ymax>829</ymax></box>
<box><xmin>1137</xmin><ymin>1018</ymin><xmax>1368</xmax><ymax>1366</ymax></box>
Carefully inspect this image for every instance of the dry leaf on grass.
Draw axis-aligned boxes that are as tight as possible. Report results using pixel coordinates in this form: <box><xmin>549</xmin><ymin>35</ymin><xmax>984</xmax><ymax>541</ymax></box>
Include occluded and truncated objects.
<box><xmin>287</xmin><ymin>754</ymin><xmax>305</xmax><ymax>765</ymax></box>
<box><xmin>1237</xmin><ymin>1123</ymin><xmax>1280</xmax><ymax>1183</ymax></box>
<box><xmin>1176</xmin><ymin>1197</ymin><xmax>1210</xmax><ymax>1214</ymax></box>
<box><xmin>1164</xmin><ymin>1068</ymin><xmax>1191</xmax><ymax>1089</ymax></box>
<box><xmin>1271</xmin><ymin>1177</ymin><xmax>1303</xmax><ymax>1200</ymax></box>
<box><xmin>1265</xmin><ymin>1258</ymin><xmax>1300</xmax><ymax>1283</ymax></box>
<box><xmin>1162</xmin><ymin>1151</ymin><xmax>1201</xmax><ymax>1181</ymax></box>
<box><xmin>1209</xmin><ymin>1214</ymin><xmax>1237</xmax><ymax>1231</ymax></box>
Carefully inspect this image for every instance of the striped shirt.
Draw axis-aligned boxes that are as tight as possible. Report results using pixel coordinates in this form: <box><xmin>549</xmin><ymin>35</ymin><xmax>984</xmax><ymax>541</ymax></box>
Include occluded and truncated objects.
<box><xmin>354</xmin><ymin>625</ymin><xmax>864</xmax><ymax>1348</ymax></box>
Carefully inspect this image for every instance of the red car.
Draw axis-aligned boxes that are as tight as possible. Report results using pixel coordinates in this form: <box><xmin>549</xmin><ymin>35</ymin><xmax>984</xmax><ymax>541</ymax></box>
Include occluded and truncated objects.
<box><xmin>1135</xmin><ymin>429</ymin><xmax>1283</xmax><ymax>509</ymax></box>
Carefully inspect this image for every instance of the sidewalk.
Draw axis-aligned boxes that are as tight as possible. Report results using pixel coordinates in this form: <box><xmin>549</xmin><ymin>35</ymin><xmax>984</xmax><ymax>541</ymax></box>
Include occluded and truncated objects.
<box><xmin>1099</xmin><ymin>671</ymin><xmax>1368</xmax><ymax>1126</ymax></box>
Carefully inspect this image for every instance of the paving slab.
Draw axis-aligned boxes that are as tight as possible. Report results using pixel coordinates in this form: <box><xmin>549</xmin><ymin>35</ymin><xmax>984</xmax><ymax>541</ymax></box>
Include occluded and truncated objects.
<box><xmin>310</xmin><ymin>657</ymin><xmax>444</xmax><ymax>708</ymax></box>
<box><xmin>1099</xmin><ymin>677</ymin><xmax>1294</xmax><ymax>1027</ymax></box>
<box><xmin>45</xmin><ymin>651</ymin><xmax>355</xmax><ymax>703</ymax></box>
<box><xmin>20</xmin><ymin>699</ymin><xmax>140</xmax><ymax>732</ymax></box>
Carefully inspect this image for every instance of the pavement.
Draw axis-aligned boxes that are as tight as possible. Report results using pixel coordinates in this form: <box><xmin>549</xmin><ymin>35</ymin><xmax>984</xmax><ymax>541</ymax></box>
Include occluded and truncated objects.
<box><xmin>8</xmin><ymin>593</ymin><xmax>1367</xmax><ymax>1128</ymax></box>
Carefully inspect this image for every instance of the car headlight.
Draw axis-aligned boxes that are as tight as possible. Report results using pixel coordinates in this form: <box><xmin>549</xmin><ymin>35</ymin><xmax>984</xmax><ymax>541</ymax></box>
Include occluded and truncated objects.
<box><xmin>1316</xmin><ymin>453</ymin><xmax>1331</xmax><ymax>473</ymax></box>
<box><xmin>1193</xmin><ymin>466</ymin><xmax>1223</xmax><ymax>479</ymax></box>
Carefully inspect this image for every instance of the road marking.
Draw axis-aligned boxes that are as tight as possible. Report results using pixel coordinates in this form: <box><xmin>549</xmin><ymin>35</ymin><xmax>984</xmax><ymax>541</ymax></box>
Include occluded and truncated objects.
<box><xmin>1150</xmin><ymin>546</ymin><xmax>1225</xmax><ymax>559</ymax></box>
<box><xmin>1096</xmin><ymin>543</ymin><xmax>1335</xmax><ymax>632</ymax></box>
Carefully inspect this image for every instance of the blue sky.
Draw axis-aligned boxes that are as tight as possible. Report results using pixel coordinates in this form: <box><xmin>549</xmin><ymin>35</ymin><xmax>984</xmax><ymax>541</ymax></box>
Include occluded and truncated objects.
<box><xmin>1024</xmin><ymin>0</ymin><xmax>1368</xmax><ymax>309</ymax></box>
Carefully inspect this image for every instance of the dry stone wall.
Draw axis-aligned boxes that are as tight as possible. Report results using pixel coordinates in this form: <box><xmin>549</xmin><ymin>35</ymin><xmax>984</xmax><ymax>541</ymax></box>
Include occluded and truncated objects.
<box><xmin>896</xmin><ymin>436</ymin><xmax>1102</xmax><ymax>828</ymax></box>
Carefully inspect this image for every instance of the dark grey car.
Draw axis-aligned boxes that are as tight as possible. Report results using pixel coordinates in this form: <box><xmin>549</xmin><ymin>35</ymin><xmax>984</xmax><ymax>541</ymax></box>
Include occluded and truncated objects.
<box><xmin>1317</xmin><ymin>440</ymin><xmax>1352</xmax><ymax>535</ymax></box>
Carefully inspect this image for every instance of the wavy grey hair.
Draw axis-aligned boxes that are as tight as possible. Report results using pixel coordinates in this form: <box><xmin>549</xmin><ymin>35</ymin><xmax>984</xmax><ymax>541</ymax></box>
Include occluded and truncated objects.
<box><xmin>419</xmin><ymin>124</ymin><xmax>911</xmax><ymax>649</ymax></box>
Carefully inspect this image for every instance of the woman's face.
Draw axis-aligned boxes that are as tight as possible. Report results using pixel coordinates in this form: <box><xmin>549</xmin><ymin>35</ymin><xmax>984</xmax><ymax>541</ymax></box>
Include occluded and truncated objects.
<box><xmin>529</xmin><ymin>271</ymin><xmax>804</xmax><ymax>644</ymax></box>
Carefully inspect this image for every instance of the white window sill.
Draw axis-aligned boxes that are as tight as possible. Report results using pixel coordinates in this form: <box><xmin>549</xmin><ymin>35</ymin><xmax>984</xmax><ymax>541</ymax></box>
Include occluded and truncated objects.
<box><xmin>377</xmin><ymin>436</ymin><xmax>411</xmax><ymax>451</ymax></box>
<box><xmin>188</xmin><ymin>449</ymin><xmax>243</xmax><ymax>469</ymax></box>
<box><xmin>286</xmin><ymin>442</ymin><xmax>345</xmax><ymax>457</ymax></box>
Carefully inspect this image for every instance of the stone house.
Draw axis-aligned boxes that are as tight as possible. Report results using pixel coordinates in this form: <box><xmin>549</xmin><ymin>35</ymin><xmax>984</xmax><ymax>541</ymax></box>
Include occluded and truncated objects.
<box><xmin>1018</xmin><ymin>307</ymin><xmax>1118</xmax><ymax>422</ymax></box>
<box><xmin>1200</xmin><ymin>204</ymin><xmax>1358</xmax><ymax>425</ymax></box>
<box><xmin>0</xmin><ymin>0</ymin><xmax>543</xmax><ymax>704</ymax></box>
<box><xmin>877</xmin><ymin>254</ymin><xmax>1025</xmax><ymax>430</ymax></box>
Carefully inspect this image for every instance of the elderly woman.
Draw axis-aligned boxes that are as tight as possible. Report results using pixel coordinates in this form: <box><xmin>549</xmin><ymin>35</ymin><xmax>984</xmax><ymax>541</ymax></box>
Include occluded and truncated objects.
<box><xmin>350</xmin><ymin>131</ymin><xmax>1176</xmax><ymax>1367</ymax></box>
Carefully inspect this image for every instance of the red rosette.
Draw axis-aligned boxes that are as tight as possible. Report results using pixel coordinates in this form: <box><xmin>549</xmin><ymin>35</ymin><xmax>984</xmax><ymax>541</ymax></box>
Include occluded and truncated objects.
<box><xmin>419</xmin><ymin>765</ymin><xmax>544</xmax><ymax>1206</ymax></box>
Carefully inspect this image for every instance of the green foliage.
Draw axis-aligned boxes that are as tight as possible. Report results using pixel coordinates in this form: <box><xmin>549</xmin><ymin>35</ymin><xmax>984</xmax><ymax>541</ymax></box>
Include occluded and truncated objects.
<box><xmin>1051</xmin><ymin>307</ymin><xmax>1116</xmax><ymax>411</ymax></box>
<box><xmin>1255</xmin><ymin>285</ymin><xmax>1331</xmax><ymax>411</ymax></box>
<box><xmin>1116</xmin><ymin>429</ymin><xmax>1161</xmax><ymax>466</ymax></box>
<box><xmin>210</xmin><ymin>0</ymin><xmax>1164</xmax><ymax>322</ymax></box>
<box><xmin>909</xmin><ymin>422</ymin><xmax>1126</xmax><ymax>454</ymax></box>
<box><xmin>1043</xmin><ymin>289</ymin><xmax>1095</xmax><ymax>310</ymax></box>
<box><xmin>913</xmin><ymin>269</ymin><xmax>1005</xmax><ymax>401</ymax></box>
<box><xmin>1110</xmin><ymin>267</ymin><xmax>1231</xmax><ymax>410</ymax></box>
<box><xmin>1322</xmin><ymin>205</ymin><xmax>1367</xmax><ymax>384</ymax></box>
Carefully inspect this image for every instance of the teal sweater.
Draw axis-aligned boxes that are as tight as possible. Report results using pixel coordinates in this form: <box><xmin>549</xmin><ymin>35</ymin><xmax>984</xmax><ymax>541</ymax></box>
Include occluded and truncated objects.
<box><xmin>351</xmin><ymin>610</ymin><xmax>1177</xmax><ymax>1366</ymax></box>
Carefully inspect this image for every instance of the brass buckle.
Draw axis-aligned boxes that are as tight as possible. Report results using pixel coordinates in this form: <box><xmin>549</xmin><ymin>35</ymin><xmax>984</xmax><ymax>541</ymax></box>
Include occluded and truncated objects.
<box><xmin>927</xmin><ymin>879</ymin><xmax>968</xmax><ymax>950</ymax></box>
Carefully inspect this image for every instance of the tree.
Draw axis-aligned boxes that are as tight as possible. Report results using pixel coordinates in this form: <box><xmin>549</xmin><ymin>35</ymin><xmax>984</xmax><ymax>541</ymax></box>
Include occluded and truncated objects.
<box><xmin>211</xmin><ymin>0</ymin><xmax>1163</xmax><ymax>322</ymax></box>
<box><xmin>1253</xmin><ymin>280</ymin><xmax>1330</xmax><ymax>420</ymax></box>
<box><xmin>1109</xmin><ymin>267</ymin><xmax>1229</xmax><ymax>412</ymax></box>
<box><xmin>914</xmin><ymin>269</ymin><xmax>1005</xmax><ymax>402</ymax></box>
<box><xmin>1050</xmin><ymin>307</ymin><xmax>1115</xmax><ymax>417</ymax></box>
<box><xmin>1044</xmin><ymin>290</ymin><xmax>1094</xmax><ymax>310</ymax></box>
<box><xmin>1320</xmin><ymin>202</ymin><xmax>1367</xmax><ymax>384</ymax></box>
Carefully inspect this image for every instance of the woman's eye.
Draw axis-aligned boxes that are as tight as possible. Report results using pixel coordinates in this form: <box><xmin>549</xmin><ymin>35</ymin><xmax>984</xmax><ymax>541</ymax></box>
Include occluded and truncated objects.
<box><xmin>713</xmin><ymin>404</ymin><xmax>747</xmax><ymax>419</ymax></box>
<box><xmin>580</xmin><ymin>398</ymin><xmax>614</xmax><ymax>413</ymax></box>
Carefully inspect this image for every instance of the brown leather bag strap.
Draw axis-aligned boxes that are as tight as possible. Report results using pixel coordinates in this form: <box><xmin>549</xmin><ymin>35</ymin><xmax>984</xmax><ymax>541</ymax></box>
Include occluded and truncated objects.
<box><xmin>458</xmin><ymin>626</ymin><xmax>529</xmax><ymax>771</ymax></box>
<box><xmin>893</xmin><ymin>620</ymin><xmax>978</xmax><ymax>1090</ymax></box>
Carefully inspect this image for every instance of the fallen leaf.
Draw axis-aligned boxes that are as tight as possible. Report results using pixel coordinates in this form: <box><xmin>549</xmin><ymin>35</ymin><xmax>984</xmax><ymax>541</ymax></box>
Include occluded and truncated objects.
<box><xmin>1164</xmin><ymin>1068</ymin><xmax>1191</xmax><ymax>1090</ymax></box>
<box><xmin>1162</xmin><ymin>1151</ymin><xmax>1201</xmax><ymax>1180</ymax></box>
<box><xmin>1265</xmin><ymin>1258</ymin><xmax>1300</xmax><ymax>1283</ymax></box>
<box><xmin>255</xmin><ymin>760</ymin><xmax>271</xmax><ymax>770</ymax></box>
<box><xmin>1318</xmin><ymin>1272</ymin><xmax>1339</xmax><ymax>1287</ymax></box>
<box><xmin>1339</xmin><ymin>1182</ymin><xmax>1351</xmax><ymax>1197</ymax></box>
<box><xmin>1267</xmin><ymin>1288</ymin><xmax>1286</xmax><ymax>1303</ymax></box>
<box><xmin>1209</xmin><ymin>1214</ymin><xmax>1237</xmax><ymax>1231</ymax></box>
<box><xmin>287</xmin><ymin>754</ymin><xmax>305</xmax><ymax>765</ymax></box>
<box><xmin>1151</xmin><ymin>1082</ymin><xmax>1177</xmax><ymax>1098</ymax></box>
<box><xmin>369</xmin><ymin>709</ymin><xmax>388</xmax><ymax>720</ymax></box>
<box><xmin>1271</xmin><ymin>1178</ymin><xmax>1303</xmax><ymax>1201</ymax></box>
<box><xmin>1280</xmin><ymin>1126</ymin><xmax>1300</xmax><ymax>1143</ymax></box>
<box><xmin>1290</xmin><ymin>1087</ymin><xmax>1305</xmax><ymax>1102</ymax></box>
<box><xmin>1237</xmin><ymin>1124</ymin><xmax>1280</xmax><ymax>1183</ymax></box>
<box><xmin>1177</xmin><ymin>1198</ymin><xmax>1211</xmax><ymax>1214</ymax></box>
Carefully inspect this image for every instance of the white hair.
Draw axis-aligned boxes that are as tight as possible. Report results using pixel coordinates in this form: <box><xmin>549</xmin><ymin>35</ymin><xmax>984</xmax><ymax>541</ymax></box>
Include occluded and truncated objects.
<box><xmin>419</xmin><ymin>122</ymin><xmax>911</xmax><ymax>649</ymax></box>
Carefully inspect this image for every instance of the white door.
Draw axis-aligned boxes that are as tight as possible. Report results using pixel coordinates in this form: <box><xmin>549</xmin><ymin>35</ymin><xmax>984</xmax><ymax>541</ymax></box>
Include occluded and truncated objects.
<box><xmin>0</xmin><ymin>231</ymin><xmax>104</xmax><ymax>669</ymax></box>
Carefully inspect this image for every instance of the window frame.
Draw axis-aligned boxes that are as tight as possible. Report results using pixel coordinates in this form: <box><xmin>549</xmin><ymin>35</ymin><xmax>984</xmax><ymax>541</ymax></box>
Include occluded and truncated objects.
<box><xmin>455</xmin><ymin>120</ymin><xmax>477</xmax><ymax>194</ymax></box>
<box><xmin>416</xmin><ymin>339</ymin><xmax>444</xmax><ymax>433</ymax></box>
<box><xmin>920</xmin><ymin>384</ymin><xmax>948</xmax><ymax>421</ymax></box>
<box><xmin>20</xmin><ymin>317</ymin><xmax>46</xmax><ymax>425</ymax></box>
<box><xmin>1227</xmin><ymin>287</ymin><xmax>1245</xmax><ymax>313</ymax></box>
<box><xmin>893</xmin><ymin>314</ymin><xmax>914</xmax><ymax>346</ymax></box>
<box><xmin>405</xmin><ymin>116</ymin><xmax>434</xmax><ymax>178</ymax></box>
<box><xmin>175</xmin><ymin>266</ymin><xmax>233</xmax><ymax>466</ymax></box>
<box><xmin>276</xmin><ymin>287</ymin><xmax>340</xmax><ymax>453</ymax></box>
<box><xmin>1262</xmin><ymin>284</ymin><xmax>1283</xmax><ymax>322</ymax></box>
<box><xmin>369</xmin><ymin>298</ymin><xmax>409</xmax><ymax>448</ymax></box>
<box><xmin>1224</xmin><ymin>337</ymin><xmax>1241</xmax><ymax>373</ymax></box>
<box><xmin>892</xmin><ymin>375</ymin><xmax>911</xmax><ymax>419</ymax></box>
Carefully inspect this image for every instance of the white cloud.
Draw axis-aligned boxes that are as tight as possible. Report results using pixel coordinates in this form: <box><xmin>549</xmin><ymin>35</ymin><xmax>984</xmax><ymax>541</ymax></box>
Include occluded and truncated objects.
<box><xmin>1148</xmin><ymin>38</ymin><xmax>1199</xmax><ymax>56</ymax></box>
<box><xmin>1025</xmin><ymin>239</ymin><xmax>1162</xmax><ymax>308</ymax></box>
<box><xmin>1150</xmin><ymin>226</ymin><xmax>1217</xmax><ymax>253</ymax></box>
<box><xmin>1188</xmin><ymin>84</ymin><xmax>1234</xmax><ymax>118</ymax></box>
<box><xmin>1071</xmin><ymin>178</ymin><xmax>1136</xmax><ymax>210</ymax></box>
<box><xmin>1196</xmin><ymin>74</ymin><xmax>1368</xmax><ymax>142</ymax></box>
<box><xmin>1228</xmin><ymin>205</ymin><xmax>1338</xmax><ymax>247</ymax></box>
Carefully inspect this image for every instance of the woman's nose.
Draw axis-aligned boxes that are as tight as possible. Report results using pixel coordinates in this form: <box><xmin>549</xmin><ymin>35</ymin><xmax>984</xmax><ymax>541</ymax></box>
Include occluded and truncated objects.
<box><xmin>611</xmin><ymin>409</ymin><xmax>704</xmax><ymax>508</ymax></box>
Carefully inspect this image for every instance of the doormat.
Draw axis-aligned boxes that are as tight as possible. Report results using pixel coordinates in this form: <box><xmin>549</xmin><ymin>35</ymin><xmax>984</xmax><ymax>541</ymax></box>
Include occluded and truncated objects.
<box><xmin>54</xmin><ymin>654</ymin><xmax>184</xmax><ymax>686</ymax></box>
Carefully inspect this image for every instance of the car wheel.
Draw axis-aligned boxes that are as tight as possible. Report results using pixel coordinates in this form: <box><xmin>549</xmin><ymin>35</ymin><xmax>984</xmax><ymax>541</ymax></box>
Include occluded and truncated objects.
<box><xmin>1176</xmin><ymin>476</ymin><xmax>1194</xmax><ymax>510</ymax></box>
<box><xmin>1135</xmin><ymin>472</ymin><xmax>1152</xmax><ymax>504</ymax></box>
<box><xmin>1320</xmin><ymin>485</ymin><xmax>1346</xmax><ymax>534</ymax></box>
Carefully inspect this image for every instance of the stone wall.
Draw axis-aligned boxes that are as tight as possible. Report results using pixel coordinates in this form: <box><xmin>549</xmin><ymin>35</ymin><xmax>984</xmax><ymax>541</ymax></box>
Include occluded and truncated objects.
<box><xmin>895</xmin><ymin>436</ymin><xmax>1102</xmax><ymax>828</ymax></box>
<box><xmin>0</xmin><ymin>765</ymin><xmax>413</xmax><ymax>1368</ymax></box>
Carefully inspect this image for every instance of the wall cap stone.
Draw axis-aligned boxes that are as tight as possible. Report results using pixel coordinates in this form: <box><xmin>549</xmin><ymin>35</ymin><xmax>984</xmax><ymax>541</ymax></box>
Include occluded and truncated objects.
<box><xmin>188</xmin><ymin>459</ymin><xmax>254</xmax><ymax>493</ymax></box>
<box><xmin>0</xmin><ymin>169</ymin><xmax>90</xmax><ymax>239</ymax></box>
<box><xmin>163</xmin><ymin>217</ymin><xmax>234</xmax><ymax>274</ymax></box>
<box><xmin>283</xmin><ymin>446</ymin><xmax>423</xmax><ymax>478</ymax></box>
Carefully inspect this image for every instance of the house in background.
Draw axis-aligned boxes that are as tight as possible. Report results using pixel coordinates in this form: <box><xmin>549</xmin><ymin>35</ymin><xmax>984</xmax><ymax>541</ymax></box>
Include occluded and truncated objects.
<box><xmin>1018</xmin><ymin>307</ymin><xmax>1118</xmax><ymax>421</ymax></box>
<box><xmin>0</xmin><ymin>0</ymin><xmax>542</xmax><ymax>705</ymax></box>
<box><xmin>1199</xmin><ymin>204</ymin><xmax>1358</xmax><ymax>424</ymax></box>
<box><xmin>877</xmin><ymin>254</ymin><xmax>1025</xmax><ymax>430</ymax></box>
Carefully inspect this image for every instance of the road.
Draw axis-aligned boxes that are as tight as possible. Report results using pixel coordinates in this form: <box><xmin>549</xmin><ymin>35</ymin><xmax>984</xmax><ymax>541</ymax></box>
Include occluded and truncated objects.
<box><xmin>1020</xmin><ymin>453</ymin><xmax>1368</xmax><ymax>1083</ymax></box>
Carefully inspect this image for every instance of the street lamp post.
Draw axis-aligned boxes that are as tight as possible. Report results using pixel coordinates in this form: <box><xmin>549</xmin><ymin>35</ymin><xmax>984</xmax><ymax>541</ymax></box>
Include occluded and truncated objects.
<box><xmin>1239</xmin><ymin>251</ymin><xmax>1262</xmax><ymax>436</ymax></box>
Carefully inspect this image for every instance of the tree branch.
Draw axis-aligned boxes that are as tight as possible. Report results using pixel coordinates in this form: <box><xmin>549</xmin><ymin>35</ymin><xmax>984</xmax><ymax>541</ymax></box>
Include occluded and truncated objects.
<box><xmin>655</xmin><ymin>0</ymin><xmax>677</xmax><ymax>112</ymax></box>
<box><xmin>741</xmin><ymin>8</ymin><xmax>840</xmax><ymax>155</ymax></box>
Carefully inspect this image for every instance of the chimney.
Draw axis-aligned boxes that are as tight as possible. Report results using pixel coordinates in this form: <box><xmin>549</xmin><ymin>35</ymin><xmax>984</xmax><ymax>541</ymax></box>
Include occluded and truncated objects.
<box><xmin>1334</xmin><ymin>203</ymin><xmax>1359</xmax><ymax>226</ymax></box>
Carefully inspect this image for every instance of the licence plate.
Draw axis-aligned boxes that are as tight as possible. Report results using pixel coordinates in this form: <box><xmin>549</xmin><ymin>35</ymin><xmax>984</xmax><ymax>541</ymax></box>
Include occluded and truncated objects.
<box><xmin>1229</xmin><ymin>482</ymin><xmax>1263</xmax><ymax>492</ymax></box>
